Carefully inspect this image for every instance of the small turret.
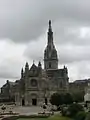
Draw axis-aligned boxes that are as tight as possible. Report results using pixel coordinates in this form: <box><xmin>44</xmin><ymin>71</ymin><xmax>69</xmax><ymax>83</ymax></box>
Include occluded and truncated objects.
<box><xmin>21</xmin><ymin>68</ymin><xmax>24</xmax><ymax>78</ymax></box>
<box><xmin>38</xmin><ymin>61</ymin><xmax>42</xmax><ymax>76</ymax></box>
<box><xmin>38</xmin><ymin>61</ymin><xmax>42</xmax><ymax>68</ymax></box>
<box><xmin>25</xmin><ymin>62</ymin><xmax>29</xmax><ymax>71</ymax></box>
<box><xmin>64</xmin><ymin>65</ymin><xmax>68</xmax><ymax>74</ymax></box>
<box><xmin>25</xmin><ymin>62</ymin><xmax>29</xmax><ymax>77</ymax></box>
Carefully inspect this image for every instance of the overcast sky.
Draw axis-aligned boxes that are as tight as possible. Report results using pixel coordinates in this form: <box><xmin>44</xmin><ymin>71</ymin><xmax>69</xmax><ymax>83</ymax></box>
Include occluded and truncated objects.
<box><xmin>0</xmin><ymin>0</ymin><xmax>90</xmax><ymax>87</ymax></box>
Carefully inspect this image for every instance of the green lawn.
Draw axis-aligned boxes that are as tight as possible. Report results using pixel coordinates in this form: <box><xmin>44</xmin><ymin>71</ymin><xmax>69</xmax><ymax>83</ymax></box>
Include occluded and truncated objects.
<box><xmin>17</xmin><ymin>114</ymin><xmax>73</xmax><ymax>120</ymax></box>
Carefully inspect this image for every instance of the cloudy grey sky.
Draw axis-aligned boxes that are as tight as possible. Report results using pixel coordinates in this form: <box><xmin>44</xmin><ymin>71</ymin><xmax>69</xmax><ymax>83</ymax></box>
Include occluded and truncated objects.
<box><xmin>0</xmin><ymin>0</ymin><xmax>90</xmax><ymax>86</ymax></box>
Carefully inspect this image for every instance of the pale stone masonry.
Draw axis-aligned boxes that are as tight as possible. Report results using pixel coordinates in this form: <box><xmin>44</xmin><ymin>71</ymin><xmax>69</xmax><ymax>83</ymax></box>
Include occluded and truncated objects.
<box><xmin>1</xmin><ymin>20</ymin><xmax>69</xmax><ymax>106</ymax></box>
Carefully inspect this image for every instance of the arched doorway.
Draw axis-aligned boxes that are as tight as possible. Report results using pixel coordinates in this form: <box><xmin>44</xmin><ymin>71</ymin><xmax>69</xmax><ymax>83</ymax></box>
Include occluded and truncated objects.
<box><xmin>22</xmin><ymin>99</ymin><xmax>25</xmax><ymax>106</ymax></box>
<box><xmin>31</xmin><ymin>94</ymin><xmax>37</xmax><ymax>106</ymax></box>
<box><xmin>32</xmin><ymin>98</ymin><xmax>37</xmax><ymax>106</ymax></box>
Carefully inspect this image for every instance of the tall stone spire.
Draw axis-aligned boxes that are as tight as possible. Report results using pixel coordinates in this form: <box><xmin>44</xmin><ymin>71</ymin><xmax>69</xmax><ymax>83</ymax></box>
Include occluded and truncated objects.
<box><xmin>44</xmin><ymin>20</ymin><xmax>58</xmax><ymax>70</ymax></box>
<box><xmin>48</xmin><ymin>20</ymin><xmax>53</xmax><ymax>45</ymax></box>
<box><xmin>48</xmin><ymin>20</ymin><xmax>52</xmax><ymax>32</ymax></box>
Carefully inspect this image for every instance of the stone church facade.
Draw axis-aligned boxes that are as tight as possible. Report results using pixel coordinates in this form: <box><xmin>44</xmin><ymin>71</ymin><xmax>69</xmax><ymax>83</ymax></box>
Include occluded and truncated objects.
<box><xmin>11</xmin><ymin>20</ymin><xmax>69</xmax><ymax>106</ymax></box>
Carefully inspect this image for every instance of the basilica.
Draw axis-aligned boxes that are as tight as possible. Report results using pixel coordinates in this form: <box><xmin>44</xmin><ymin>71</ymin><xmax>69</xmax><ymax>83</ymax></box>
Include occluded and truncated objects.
<box><xmin>1</xmin><ymin>20</ymin><xmax>69</xmax><ymax>106</ymax></box>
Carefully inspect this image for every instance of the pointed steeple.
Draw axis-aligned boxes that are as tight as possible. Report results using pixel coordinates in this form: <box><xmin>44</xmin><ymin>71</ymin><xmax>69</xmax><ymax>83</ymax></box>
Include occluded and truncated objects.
<box><xmin>48</xmin><ymin>20</ymin><xmax>52</xmax><ymax>32</ymax></box>
<box><xmin>48</xmin><ymin>20</ymin><xmax>53</xmax><ymax>45</ymax></box>
<box><xmin>44</xmin><ymin>20</ymin><xmax>58</xmax><ymax>70</ymax></box>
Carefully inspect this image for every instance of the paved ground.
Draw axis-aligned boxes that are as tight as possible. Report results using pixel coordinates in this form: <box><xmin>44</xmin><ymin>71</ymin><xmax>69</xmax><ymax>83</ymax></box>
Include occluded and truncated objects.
<box><xmin>14</xmin><ymin>106</ymin><xmax>43</xmax><ymax>115</ymax></box>
<box><xmin>0</xmin><ymin>105</ymin><xmax>50</xmax><ymax>115</ymax></box>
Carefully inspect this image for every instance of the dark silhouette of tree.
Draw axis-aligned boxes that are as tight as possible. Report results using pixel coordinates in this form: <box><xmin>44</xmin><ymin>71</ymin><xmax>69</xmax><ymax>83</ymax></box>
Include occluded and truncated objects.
<box><xmin>63</xmin><ymin>93</ymin><xmax>73</xmax><ymax>105</ymax></box>
<box><xmin>72</xmin><ymin>92</ymin><xmax>84</xmax><ymax>103</ymax></box>
<box><xmin>50</xmin><ymin>93</ymin><xmax>63</xmax><ymax>107</ymax></box>
<box><xmin>50</xmin><ymin>92</ymin><xmax>73</xmax><ymax>108</ymax></box>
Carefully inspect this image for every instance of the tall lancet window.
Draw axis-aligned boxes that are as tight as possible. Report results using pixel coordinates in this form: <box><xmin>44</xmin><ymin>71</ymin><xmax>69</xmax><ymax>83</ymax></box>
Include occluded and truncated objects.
<box><xmin>49</xmin><ymin>62</ymin><xmax>51</xmax><ymax>68</ymax></box>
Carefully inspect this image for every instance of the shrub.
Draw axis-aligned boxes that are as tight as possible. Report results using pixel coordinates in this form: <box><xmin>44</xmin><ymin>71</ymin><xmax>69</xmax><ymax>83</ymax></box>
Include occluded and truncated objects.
<box><xmin>75</xmin><ymin>111</ymin><xmax>87</xmax><ymax>120</ymax></box>
<box><xmin>67</xmin><ymin>103</ymin><xmax>84</xmax><ymax>117</ymax></box>
<box><xmin>1</xmin><ymin>105</ymin><xmax>6</xmax><ymax>113</ymax></box>
<box><xmin>61</xmin><ymin>107</ymin><xmax>68</xmax><ymax>116</ymax></box>
<box><xmin>85</xmin><ymin>113</ymin><xmax>90</xmax><ymax>120</ymax></box>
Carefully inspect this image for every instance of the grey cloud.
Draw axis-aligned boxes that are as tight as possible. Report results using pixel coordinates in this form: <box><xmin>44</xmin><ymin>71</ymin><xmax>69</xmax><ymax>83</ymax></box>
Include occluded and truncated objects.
<box><xmin>24</xmin><ymin>37</ymin><xmax>90</xmax><ymax>64</ymax></box>
<box><xmin>0</xmin><ymin>58</ymin><xmax>22</xmax><ymax>79</ymax></box>
<box><xmin>1</xmin><ymin>0</ymin><xmax>90</xmax><ymax>84</ymax></box>
<box><xmin>52</xmin><ymin>20</ymin><xmax>90</xmax><ymax>46</ymax></box>
<box><xmin>0</xmin><ymin>0</ymin><xmax>90</xmax><ymax>42</ymax></box>
<box><xmin>68</xmin><ymin>61</ymin><xmax>90</xmax><ymax>81</ymax></box>
<box><xmin>58</xmin><ymin>45</ymin><xmax>90</xmax><ymax>63</ymax></box>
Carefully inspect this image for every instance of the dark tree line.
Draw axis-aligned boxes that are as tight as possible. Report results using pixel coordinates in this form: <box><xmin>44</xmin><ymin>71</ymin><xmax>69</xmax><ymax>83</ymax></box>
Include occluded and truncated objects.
<box><xmin>50</xmin><ymin>93</ymin><xmax>73</xmax><ymax>108</ymax></box>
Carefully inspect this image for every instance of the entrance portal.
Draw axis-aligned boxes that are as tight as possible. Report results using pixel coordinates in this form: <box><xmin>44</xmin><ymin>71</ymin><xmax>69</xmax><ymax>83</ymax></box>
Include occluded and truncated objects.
<box><xmin>45</xmin><ymin>98</ymin><xmax>47</xmax><ymax>105</ymax></box>
<box><xmin>22</xmin><ymin>99</ymin><xmax>25</xmax><ymax>106</ymax></box>
<box><xmin>32</xmin><ymin>99</ymin><xmax>37</xmax><ymax>106</ymax></box>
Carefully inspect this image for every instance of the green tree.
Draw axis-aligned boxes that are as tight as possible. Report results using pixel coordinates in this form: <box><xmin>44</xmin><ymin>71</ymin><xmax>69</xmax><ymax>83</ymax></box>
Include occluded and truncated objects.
<box><xmin>50</xmin><ymin>93</ymin><xmax>63</xmax><ymax>108</ymax></box>
<box><xmin>72</xmin><ymin>92</ymin><xmax>84</xmax><ymax>103</ymax></box>
<box><xmin>63</xmin><ymin>93</ymin><xmax>73</xmax><ymax>105</ymax></box>
<box><xmin>50</xmin><ymin>93</ymin><xmax>74</xmax><ymax>108</ymax></box>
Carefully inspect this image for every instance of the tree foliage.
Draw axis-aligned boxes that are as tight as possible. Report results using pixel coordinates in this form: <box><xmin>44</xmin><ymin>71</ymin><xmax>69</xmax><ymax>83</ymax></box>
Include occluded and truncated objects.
<box><xmin>50</xmin><ymin>92</ymin><xmax>73</xmax><ymax>107</ymax></box>
<box><xmin>64</xmin><ymin>93</ymin><xmax>73</xmax><ymax>104</ymax></box>
<box><xmin>72</xmin><ymin>92</ymin><xmax>84</xmax><ymax>103</ymax></box>
<box><xmin>67</xmin><ymin>103</ymin><xmax>84</xmax><ymax>117</ymax></box>
<box><xmin>75</xmin><ymin>111</ymin><xmax>87</xmax><ymax>120</ymax></box>
<box><xmin>50</xmin><ymin>93</ymin><xmax>63</xmax><ymax>107</ymax></box>
<box><xmin>85</xmin><ymin>113</ymin><xmax>90</xmax><ymax>120</ymax></box>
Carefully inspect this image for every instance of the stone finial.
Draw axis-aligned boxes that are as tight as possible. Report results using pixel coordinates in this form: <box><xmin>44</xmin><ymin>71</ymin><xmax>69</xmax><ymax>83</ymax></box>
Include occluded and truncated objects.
<box><xmin>25</xmin><ymin>62</ymin><xmax>29</xmax><ymax>68</ymax></box>
<box><xmin>64</xmin><ymin>65</ymin><xmax>65</xmax><ymax>69</ymax></box>
<box><xmin>21</xmin><ymin>68</ymin><xmax>24</xmax><ymax>78</ymax></box>
<box><xmin>38</xmin><ymin>61</ymin><xmax>41</xmax><ymax>67</ymax></box>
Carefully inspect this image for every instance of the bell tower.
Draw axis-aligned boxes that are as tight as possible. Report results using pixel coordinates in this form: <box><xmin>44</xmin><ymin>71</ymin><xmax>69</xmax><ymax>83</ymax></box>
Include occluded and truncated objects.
<box><xmin>44</xmin><ymin>20</ymin><xmax>58</xmax><ymax>70</ymax></box>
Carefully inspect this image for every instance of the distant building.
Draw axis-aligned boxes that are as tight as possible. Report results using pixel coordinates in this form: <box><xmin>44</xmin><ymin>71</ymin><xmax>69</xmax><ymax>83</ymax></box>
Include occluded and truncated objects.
<box><xmin>0</xmin><ymin>20</ymin><xmax>69</xmax><ymax>106</ymax></box>
<box><xmin>69</xmin><ymin>79</ymin><xmax>90</xmax><ymax>102</ymax></box>
<box><xmin>69</xmin><ymin>79</ymin><xmax>89</xmax><ymax>94</ymax></box>
<box><xmin>84</xmin><ymin>83</ymin><xmax>90</xmax><ymax>102</ymax></box>
<box><xmin>0</xmin><ymin>80</ymin><xmax>19</xmax><ymax>102</ymax></box>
